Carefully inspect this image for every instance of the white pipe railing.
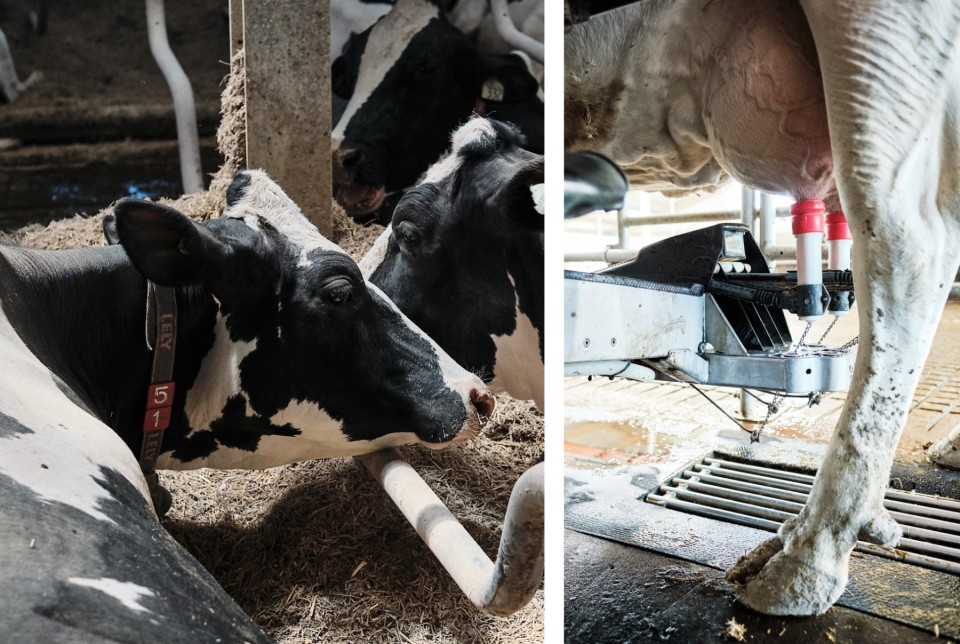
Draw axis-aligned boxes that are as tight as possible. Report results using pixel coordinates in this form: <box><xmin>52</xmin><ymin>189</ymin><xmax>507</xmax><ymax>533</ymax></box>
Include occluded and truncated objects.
<box><xmin>490</xmin><ymin>0</ymin><xmax>544</xmax><ymax>64</ymax></box>
<box><xmin>357</xmin><ymin>449</ymin><xmax>543</xmax><ymax>616</ymax></box>
<box><xmin>145</xmin><ymin>0</ymin><xmax>204</xmax><ymax>195</ymax></box>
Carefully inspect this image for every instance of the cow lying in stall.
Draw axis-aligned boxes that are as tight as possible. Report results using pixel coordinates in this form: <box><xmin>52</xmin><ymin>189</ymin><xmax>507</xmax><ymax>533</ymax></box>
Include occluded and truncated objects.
<box><xmin>0</xmin><ymin>170</ymin><xmax>493</xmax><ymax>640</ymax></box>
<box><xmin>566</xmin><ymin>0</ymin><xmax>960</xmax><ymax>616</ymax></box>
<box><xmin>331</xmin><ymin>0</ymin><xmax>543</xmax><ymax>223</ymax></box>
<box><xmin>361</xmin><ymin>118</ymin><xmax>544</xmax><ymax>409</ymax></box>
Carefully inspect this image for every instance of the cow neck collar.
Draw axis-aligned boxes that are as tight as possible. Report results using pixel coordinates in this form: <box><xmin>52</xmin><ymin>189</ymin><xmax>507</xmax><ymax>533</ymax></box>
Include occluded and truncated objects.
<box><xmin>139</xmin><ymin>282</ymin><xmax>177</xmax><ymax>473</ymax></box>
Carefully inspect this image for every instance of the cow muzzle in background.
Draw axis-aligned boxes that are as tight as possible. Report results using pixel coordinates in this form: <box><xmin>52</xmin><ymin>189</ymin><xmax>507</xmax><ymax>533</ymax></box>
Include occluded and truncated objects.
<box><xmin>332</xmin><ymin>144</ymin><xmax>387</xmax><ymax>214</ymax></box>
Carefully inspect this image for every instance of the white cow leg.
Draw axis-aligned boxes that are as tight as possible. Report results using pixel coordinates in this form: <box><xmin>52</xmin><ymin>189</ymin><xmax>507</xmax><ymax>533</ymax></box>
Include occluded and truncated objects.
<box><xmin>727</xmin><ymin>222</ymin><xmax>956</xmax><ymax>614</ymax></box>
<box><xmin>723</xmin><ymin>1</ymin><xmax>960</xmax><ymax>615</ymax></box>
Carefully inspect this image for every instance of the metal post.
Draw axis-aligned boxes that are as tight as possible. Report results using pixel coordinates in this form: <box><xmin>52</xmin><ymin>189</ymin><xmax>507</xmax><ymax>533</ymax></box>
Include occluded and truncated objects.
<box><xmin>145</xmin><ymin>0</ymin><xmax>204</xmax><ymax>195</ymax></box>
<box><xmin>740</xmin><ymin>187</ymin><xmax>755</xmax><ymax>236</ymax></box>
<box><xmin>615</xmin><ymin>209</ymin><xmax>628</xmax><ymax>250</ymax></box>
<box><xmin>759</xmin><ymin>192</ymin><xmax>778</xmax><ymax>268</ymax></box>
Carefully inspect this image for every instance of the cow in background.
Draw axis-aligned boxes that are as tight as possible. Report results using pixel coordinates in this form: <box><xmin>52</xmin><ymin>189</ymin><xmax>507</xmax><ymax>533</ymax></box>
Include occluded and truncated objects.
<box><xmin>361</xmin><ymin>118</ymin><xmax>544</xmax><ymax>409</ymax></box>
<box><xmin>331</xmin><ymin>0</ymin><xmax>543</xmax><ymax>223</ymax></box>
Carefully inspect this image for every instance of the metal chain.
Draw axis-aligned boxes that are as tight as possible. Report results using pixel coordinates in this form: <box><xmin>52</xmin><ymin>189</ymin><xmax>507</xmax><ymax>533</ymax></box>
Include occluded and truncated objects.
<box><xmin>817</xmin><ymin>316</ymin><xmax>840</xmax><ymax>344</ymax></box>
<box><xmin>750</xmin><ymin>392</ymin><xmax>783</xmax><ymax>443</ymax></box>
<box><xmin>838</xmin><ymin>335</ymin><xmax>859</xmax><ymax>352</ymax></box>
<box><xmin>795</xmin><ymin>322</ymin><xmax>813</xmax><ymax>351</ymax></box>
<box><xmin>687</xmin><ymin>383</ymin><xmax>784</xmax><ymax>444</ymax></box>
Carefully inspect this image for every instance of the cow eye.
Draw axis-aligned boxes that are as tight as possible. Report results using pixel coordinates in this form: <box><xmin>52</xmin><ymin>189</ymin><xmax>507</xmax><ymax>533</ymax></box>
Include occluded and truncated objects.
<box><xmin>323</xmin><ymin>278</ymin><xmax>353</xmax><ymax>304</ymax></box>
<box><xmin>396</xmin><ymin>221</ymin><xmax>419</xmax><ymax>244</ymax></box>
<box><xmin>415</xmin><ymin>58</ymin><xmax>438</xmax><ymax>80</ymax></box>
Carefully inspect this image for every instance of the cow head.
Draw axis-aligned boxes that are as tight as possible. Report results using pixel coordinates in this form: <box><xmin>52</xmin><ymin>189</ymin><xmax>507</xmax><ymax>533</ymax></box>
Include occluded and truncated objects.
<box><xmin>114</xmin><ymin>170</ymin><xmax>494</xmax><ymax>467</ymax></box>
<box><xmin>361</xmin><ymin>118</ymin><xmax>544</xmax><ymax>408</ymax></box>
<box><xmin>331</xmin><ymin>0</ymin><xmax>540</xmax><ymax>217</ymax></box>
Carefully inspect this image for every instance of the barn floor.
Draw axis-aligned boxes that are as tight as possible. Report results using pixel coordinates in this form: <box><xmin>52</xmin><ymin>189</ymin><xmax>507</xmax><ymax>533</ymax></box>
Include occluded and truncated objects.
<box><xmin>565</xmin><ymin>302</ymin><xmax>960</xmax><ymax>641</ymax></box>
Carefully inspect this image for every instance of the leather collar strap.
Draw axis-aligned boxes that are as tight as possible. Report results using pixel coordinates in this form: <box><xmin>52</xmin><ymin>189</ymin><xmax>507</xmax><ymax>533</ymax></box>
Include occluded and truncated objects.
<box><xmin>140</xmin><ymin>283</ymin><xmax>177</xmax><ymax>473</ymax></box>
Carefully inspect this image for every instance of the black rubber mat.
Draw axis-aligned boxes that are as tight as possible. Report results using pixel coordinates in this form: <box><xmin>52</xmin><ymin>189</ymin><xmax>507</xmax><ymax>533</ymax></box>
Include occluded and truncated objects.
<box><xmin>566</xmin><ymin>450</ymin><xmax>960</xmax><ymax>638</ymax></box>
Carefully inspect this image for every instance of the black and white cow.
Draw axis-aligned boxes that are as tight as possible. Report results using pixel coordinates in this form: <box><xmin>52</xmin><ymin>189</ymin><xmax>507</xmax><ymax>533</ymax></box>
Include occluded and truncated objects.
<box><xmin>360</xmin><ymin>118</ymin><xmax>544</xmax><ymax>409</ymax></box>
<box><xmin>0</xmin><ymin>169</ymin><xmax>493</xmax><ymax>640</ymax></box>
<box><xmin>331</xmin><ymin>0</ymin><xmax>543</xmax><ymax>222</ymax></box>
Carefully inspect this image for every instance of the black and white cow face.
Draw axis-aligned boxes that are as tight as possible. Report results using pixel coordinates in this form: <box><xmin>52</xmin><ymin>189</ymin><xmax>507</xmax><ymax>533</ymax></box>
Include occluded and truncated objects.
<box><xmin>331</xmin><ymin>0</ymin><xmax>541</xmax><ymax>217</ymax></box>
<box><xmin>361</xmin><ymin>119</ymin><xmax>544</xmax><ymax>408</ymax></box>
<box><xmin>116</xmin><ymin>170</ymin><xmax>494</xmax><ymax>468</ymax></box>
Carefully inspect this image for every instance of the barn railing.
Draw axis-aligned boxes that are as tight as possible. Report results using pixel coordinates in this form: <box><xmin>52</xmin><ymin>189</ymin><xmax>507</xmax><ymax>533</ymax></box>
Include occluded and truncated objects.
<box><xmin>356</xmin><ymin>449</ymin><xmax>544</xmax><ymax>616</ymax></box>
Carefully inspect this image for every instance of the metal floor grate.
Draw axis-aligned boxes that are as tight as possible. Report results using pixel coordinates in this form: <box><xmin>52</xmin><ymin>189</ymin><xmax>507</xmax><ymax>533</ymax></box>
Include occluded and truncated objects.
<box><xmin>647</xmin><ymin>456</ymin><xmax>960</xmax><ymax>575</ymax></box>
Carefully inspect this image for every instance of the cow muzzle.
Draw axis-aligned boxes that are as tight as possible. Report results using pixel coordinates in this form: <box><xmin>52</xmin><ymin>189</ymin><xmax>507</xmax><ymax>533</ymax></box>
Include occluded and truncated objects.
<box><xmin>333</xmin><ymin>146</ymin><xmax>364</xmax><ymax>184</ymax></box>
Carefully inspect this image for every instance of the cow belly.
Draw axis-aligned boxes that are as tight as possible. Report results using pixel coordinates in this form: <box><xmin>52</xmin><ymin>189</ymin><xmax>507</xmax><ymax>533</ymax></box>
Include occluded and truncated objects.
<box><xmin>0</xmin><ymin>312</ymin><xmax>150</xmax><ymax>521</ymax></box>
<box><xmin>0</xmin><ymin>466</ymin><xmax>269</xmax><ymax>642</ymax></box>
<box><xmin>702</xmin><ymin>0</ymin><xmax>835</xmax><ymax>201</ymax></box>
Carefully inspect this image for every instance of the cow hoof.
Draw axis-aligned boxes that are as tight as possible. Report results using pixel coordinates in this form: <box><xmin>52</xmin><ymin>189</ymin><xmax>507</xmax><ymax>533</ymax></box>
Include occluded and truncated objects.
<box><xmin>726</xmin><ymin>539</ymin><xmax>846</xmax><ymax>616</ymax></box>
<box><xmin>857</xmin><ymin>508</ymin><xmax>901</xmax><ymax>547</ymax></box>
<box><xmin>927</xmin><ymin>428</ymin><xmax>960</xmax><ymax>470</ymax></box>
<box><xmin>144</xmin><ymin>472</ymin><xmax>173</xmax><ymax>518</ymax></box>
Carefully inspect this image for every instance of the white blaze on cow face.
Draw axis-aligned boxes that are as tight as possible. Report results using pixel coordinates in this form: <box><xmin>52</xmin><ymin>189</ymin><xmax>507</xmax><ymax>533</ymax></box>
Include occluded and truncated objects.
<box><xmin>176</xmin><ymin>313</ymin><xmax>256</xmax><ymax>452</ymax></box>
<box><xmin>67</xmin><ymin>578</ymin><xmax>156</xmax><ymax>614</ymax></box>
<box><xmin>225</xmin><ymin>169</ymin><xmax>344</xmax><ymax>259</ymax></box>
<box><xmin>358</xmin><ymin>225</ymin><xmax>392</xmax><ymax>278</ymax></box>
<box><xmin>0</xmin><ymin>304</ymin><xmax>151</xmax><ymax>521</ymax></box>
<box><xmin>422</xmin><ymin>117</ymin><xmax>498</xmax><ymax>185</ymax></box>
<box><xmin>332</xmin><ymin>0</ymin><xmax>441</xmax><ymax>144</ymax></box>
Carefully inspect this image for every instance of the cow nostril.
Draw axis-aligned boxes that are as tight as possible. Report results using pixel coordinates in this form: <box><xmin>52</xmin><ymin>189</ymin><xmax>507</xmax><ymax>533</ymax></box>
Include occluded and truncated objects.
<box><xmin>340</xmin><ymin>148</ymin><xmax>362</xmax><ymax>169</ymax></box>
<box><xmin>470</xmin><ymin>389</ymin><xmax>496</xmax><ymax>421</ymax></box>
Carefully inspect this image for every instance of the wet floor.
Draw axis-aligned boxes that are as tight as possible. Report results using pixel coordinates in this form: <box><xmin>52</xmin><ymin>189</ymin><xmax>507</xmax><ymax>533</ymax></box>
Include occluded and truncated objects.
<box><xmin>565</xmin><ymin>302</ymin><xmax>960</xmax><ymax>641</ymax></box>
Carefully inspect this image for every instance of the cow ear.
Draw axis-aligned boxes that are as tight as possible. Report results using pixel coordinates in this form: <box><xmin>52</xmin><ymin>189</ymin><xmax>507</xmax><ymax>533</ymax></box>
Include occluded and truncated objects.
<box><xmin>477</xmin><ymin>53</ymin><xmax>539</xmax><ymax>102</ymax></box>
<box><xmin>102</xmin><ymin>214</ymin><xmax>120</xmax><ymax>245</ymax></box>
<box><xmin>490</xmin><ymin>157</ymin><xmax>545</xmax><ymax>231</ymax></box>
<box><xmin>114</xmin><ymin>199</ymin><xmax>229</xmax><ymax>286</ymax></box>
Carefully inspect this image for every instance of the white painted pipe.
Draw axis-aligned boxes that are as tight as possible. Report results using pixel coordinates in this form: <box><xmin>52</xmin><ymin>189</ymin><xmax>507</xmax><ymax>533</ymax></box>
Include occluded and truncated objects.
<box><xmin>564</xmin><ymin>248</ymin><xmax>637</xmax><ymax>264</ymax></box>
<box><xmin>145</xmin><ymin>0</ymin><xmax>204</xmax><ymax>195</ymax></box>
<box><xmin>357</xmin><ymin>449</ymin><xmax>543</xmax><ymax>616</ymax></box>
<box><xmin>0</xmin><ymin>26</ymin><xmax>41</xmax><ymax>102</ymax></box>
<box><xmin>490</xmin><ymin>0</ymin><xmax>544</xmax><ymax>64</ymax></box>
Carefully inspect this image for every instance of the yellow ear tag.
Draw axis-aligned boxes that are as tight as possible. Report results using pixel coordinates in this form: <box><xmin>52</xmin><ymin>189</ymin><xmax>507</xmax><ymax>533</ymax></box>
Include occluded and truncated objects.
<box><xmin>481</xmin><ymin>79</ymin><xmax>504</xmax><ymax>102</ymax></box>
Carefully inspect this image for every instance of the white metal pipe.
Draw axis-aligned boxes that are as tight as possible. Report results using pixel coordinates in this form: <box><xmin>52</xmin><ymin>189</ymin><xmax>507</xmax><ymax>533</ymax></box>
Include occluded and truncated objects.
<box><xmin>0</xmin><ymin>26</ymin><xmax>41</xmax><ymax>102</ymax></box>
<box><xmin>564</xmin><ymin>248</ymin><xmax>637</xmax><ymax>264</ymax></box>
<box><xmin>490</xmin><ymin>0</ymin><xmax>544</xmax><ymax>64</ymax></box>
<box><xmin>740</xmin><ymin>187</ymin><xmax>755</xmax><ymax>233</ymax></box>
<box><xmin>620</xmin><ymin>211</ymin><xmax>740</xmax><ymax>227</ymax></box>
<box><xmin>357</xmin><ymin>449</ymin><xmax>543</xmax><ymax>616</ymax></box>
<box><xmin>145</xmin><ymin>0</ymin><xmax>204</xmax><ymax>195</ymax></box>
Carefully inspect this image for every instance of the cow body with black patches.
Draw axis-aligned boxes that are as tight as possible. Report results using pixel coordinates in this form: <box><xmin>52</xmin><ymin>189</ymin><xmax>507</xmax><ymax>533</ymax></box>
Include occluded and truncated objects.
<box><xmin>362</xmin><ymin>118</ymin><xmax>544</xmax><ymax>409</ymax></box>
<box><xmin>331</xmin><ymin>0</ymin><xmax>543</xmax><ymax>223</ymax></box>
<box><xmin>0</xmin><ymin>169</ymin><xmax>492</xmax><ymax>638</ymax></box>
<box><xmin>566</xmin><ymin>0</ymin><xmax>960</xmax><ymax>616</ymax></box>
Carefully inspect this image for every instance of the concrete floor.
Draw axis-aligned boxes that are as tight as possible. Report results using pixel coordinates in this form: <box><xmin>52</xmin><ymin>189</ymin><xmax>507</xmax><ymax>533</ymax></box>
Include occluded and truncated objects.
<box><xmin>565</xmin><ymin>302</ymin><xmax>960</xmax><ymax>641</ymax></box>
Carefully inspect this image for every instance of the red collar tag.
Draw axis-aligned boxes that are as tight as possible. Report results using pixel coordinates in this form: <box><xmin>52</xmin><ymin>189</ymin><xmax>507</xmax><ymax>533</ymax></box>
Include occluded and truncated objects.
<box><xmin>139</xmin><ymin>283</ymin><xmax>177</xmax><ymax>472</ymax></box>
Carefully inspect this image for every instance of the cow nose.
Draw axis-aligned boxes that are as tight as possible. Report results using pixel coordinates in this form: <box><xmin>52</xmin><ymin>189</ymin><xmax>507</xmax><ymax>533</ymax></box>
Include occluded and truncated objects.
<box><xmin>338</xmin><ymin>147</ymin><xmax>363</xmax><ymax>169</ymax></box>
<box><xmin>333</xmin><ymin>147</ymin><xmax>363</xmax><ymax>183</ymax></box>
<box><xmin>470</xmin><ymin>388</ymin><xmax>496</xmax><ymax>420</ymax></box>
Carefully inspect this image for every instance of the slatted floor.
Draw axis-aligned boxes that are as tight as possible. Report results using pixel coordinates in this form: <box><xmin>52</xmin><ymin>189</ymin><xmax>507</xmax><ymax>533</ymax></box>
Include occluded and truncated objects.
<box><xmin>647</xmin><ymin>456</ymin><xmax>960</xmax><ymax>575</ymax></box>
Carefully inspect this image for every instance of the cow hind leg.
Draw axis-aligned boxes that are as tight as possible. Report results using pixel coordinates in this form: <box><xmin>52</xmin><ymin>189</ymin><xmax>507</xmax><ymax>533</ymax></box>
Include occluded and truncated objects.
<box><xmin>727</xmin><ymin>0</ymin><xmax>960</xmax><ymax>615</ymax></box>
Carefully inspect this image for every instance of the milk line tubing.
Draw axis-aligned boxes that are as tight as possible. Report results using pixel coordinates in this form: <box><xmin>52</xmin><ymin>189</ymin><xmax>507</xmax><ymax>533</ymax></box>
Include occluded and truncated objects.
<box><xmin>708</xmin><ymin>269</ymin><xmax>855</xmax><ymax>316</ymax></box>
